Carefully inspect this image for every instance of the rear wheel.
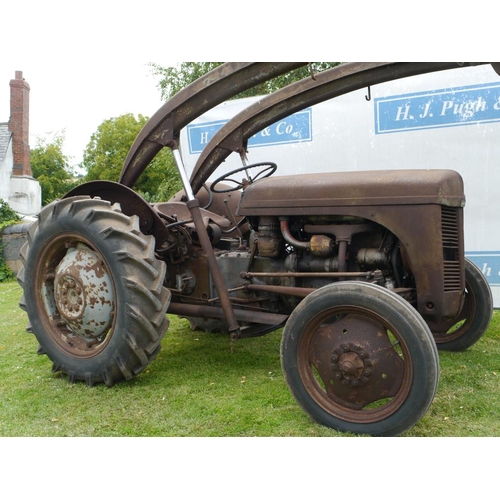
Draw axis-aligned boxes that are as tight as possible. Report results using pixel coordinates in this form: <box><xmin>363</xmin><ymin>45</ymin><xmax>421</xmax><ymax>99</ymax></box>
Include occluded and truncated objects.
<box><xmin>281</xmin><ymin>281</ymin><xmax>439</xmax><ymax>436</ymax></box>
<box><xmin>18</xmin><ymin>196</ymin><xmax>171</xmax><ymax>386</ymax></box>
<box><xmin>431</xmin><ymin>258</ymin><xmax>493</xmax><ymax>351</ymax></box>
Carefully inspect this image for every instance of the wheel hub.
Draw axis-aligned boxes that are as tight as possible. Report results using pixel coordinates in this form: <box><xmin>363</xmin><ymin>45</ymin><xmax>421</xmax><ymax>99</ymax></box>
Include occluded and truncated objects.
<box><xmin>56</xmin><ymin>275</ymin><xmax>85</xmax><ymax>319</ymax></box>
<box><xmin>330</xmin><ymin>343</ymin><xmax>372</xmax><ymax>387</ymax></box>
<box><xmin>54</xmin><ymin>243</ymin><xmax>114</xmax><ymax>338</ymax></box>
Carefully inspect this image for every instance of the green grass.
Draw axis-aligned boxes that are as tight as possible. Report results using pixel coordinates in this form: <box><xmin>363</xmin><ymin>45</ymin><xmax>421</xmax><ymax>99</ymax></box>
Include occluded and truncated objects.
<box><xmin>1</xmin><ymin>281</ymin><xmax>499</xmax><ymax>437</ymax></box>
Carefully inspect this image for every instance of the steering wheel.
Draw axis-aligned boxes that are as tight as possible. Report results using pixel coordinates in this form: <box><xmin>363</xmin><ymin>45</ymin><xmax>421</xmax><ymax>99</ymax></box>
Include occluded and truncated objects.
<box><xmin>210</xmin><ymin>162</ymin><xmax>277</xmax><ymax>193</ymax></box>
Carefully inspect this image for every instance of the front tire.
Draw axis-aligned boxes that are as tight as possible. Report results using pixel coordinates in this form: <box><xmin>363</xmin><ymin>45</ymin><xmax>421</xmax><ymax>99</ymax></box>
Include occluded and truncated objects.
<box><xmin>281</xmin><ymin>282</ymin><xmax>439</xmax><ymax>436</ymax></box>
<box><xmin>18</xmin><ymin>197</ymin><xmax>171</xmax><ymax>386</ymax></box>
<box><xmin>431</xmin><ymin>258</ymin><xmax>493</xmax><ymax>351</ymax></box>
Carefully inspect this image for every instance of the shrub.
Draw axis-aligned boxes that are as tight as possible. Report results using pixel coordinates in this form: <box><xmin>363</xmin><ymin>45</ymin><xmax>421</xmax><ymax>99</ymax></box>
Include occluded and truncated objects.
<box><xmin>0</xmin><ymin>200</ymin><xmax>22</xmax><ymax>282</ymax></box>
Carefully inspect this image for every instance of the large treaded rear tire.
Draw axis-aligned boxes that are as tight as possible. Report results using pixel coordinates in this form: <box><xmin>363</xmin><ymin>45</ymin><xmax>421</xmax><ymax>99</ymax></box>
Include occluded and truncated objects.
<box><xmin>18</xmin><ymin>197</ymin><xmax>171</xmax><ymax>386</ymax></box>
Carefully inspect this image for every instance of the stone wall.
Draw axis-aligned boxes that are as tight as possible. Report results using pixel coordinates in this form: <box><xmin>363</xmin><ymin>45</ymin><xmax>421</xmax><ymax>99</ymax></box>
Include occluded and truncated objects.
<box><xmin>1</xmin><ymin>223</ymin><xmax>29</xmax><ymax>275</ymax></box>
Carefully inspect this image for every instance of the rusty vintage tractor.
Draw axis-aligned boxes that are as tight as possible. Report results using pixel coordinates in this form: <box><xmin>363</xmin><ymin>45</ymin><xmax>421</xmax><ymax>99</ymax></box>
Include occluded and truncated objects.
<box><xmin>18</xmin><ymin>62</ymin><xmax>495</xmax><ymax>436</ymax></box>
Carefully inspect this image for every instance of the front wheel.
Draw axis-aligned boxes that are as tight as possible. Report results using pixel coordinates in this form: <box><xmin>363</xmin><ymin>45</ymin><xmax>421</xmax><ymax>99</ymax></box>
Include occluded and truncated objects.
<box><xmin>431</xmin><ymin>258</ymin><xmax>493</xmax><ymax>351</ymax></box>
<box><xmin>281</xmin><ymin>282</ymin><xmax>439</xmax><ymax>436</ymax></box>
<box><xmin>18</xmin><ymin>197</ymin><xmax>171</xmax><ymax>386</ymax></box>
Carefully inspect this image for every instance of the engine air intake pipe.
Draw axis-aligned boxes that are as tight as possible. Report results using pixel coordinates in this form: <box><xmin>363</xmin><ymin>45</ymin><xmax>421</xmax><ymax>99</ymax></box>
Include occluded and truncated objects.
<box><xmin>279</xmin><ymin>217</ymin><xmax>334</xmax><ymax>257</ymax></box>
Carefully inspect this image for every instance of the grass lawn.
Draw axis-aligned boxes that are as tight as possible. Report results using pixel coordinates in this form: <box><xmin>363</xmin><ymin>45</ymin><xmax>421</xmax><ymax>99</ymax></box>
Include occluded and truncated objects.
<box><xmin>1</xmin><ymin>280</ymin><xmax>499</xmax><ymax>437</ymax></box>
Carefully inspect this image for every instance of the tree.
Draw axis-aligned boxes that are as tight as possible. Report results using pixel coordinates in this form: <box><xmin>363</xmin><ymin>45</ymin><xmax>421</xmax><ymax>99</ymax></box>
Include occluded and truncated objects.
<box><xmin>149</xmin><ymin>62</ymin><xmax>341</xmax><ymax>101</ymax></box>
<box><xmin>149</xmin><ymin>62</ymin><xmax>223</xmax><ymax>101</ymax></box>
<box><xmin>30</xmin><ymin>133</ymin><xmax>80</xmax><ymax>205</ymax></box>
<box><xmin>135</xmin><ymin>147</ymin><xmax>183</xmax><ymax>203</ymax></box>
<box><xmin>83</xmin><ymin>114</ymin><xmax>144</xmax><ymax>183</ymax></box>
<box><xmin>82</xmin><ymin>113</ymin><xmax>182</xmax><ymax>201</ymax></box>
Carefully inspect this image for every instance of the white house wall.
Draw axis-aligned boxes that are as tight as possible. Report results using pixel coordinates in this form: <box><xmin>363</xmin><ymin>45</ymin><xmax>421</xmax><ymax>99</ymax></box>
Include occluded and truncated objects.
<box><xmin>0</xmin><ymin>137</ymin><xmax>13</xmax><ymax>202</ymax></box>
<box><xmin>9</xmin><ymin>175</ymin><xmax>41</xmax><ymax>216</ymax></box>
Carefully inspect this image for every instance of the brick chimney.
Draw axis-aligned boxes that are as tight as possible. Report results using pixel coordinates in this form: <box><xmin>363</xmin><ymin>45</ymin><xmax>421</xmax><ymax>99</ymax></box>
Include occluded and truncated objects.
<box><xmin>8</xmin><ymin>71</ymin><xmax>32</xmax><ymax>177</ymax></box>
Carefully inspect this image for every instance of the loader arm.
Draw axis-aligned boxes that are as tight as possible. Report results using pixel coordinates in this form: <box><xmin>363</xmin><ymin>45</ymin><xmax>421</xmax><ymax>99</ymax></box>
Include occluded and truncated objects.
<box><xmin>190</xmin><ymin>62</ymin><xmax>494</xmax><ymax>193</ymax></box>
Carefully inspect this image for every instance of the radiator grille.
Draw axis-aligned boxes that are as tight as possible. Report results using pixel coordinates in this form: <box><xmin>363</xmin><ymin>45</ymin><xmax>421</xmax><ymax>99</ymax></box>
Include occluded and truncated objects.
<box><xmin>441</xmin><ymin>206</ymin><xmax>461</xmax><ymax>292</ymax></box>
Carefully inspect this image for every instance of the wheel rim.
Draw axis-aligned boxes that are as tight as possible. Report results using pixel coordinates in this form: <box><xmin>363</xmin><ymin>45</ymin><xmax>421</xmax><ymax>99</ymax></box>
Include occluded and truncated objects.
<box><xmin>35</xmin><ymin>234</ymin><xmax>116</xmax><ymax>357</ymax></box>
<box><xmin>297</xmin><ymin>306</ymin><xmax>413</xmax><ymax>424</ymax></box>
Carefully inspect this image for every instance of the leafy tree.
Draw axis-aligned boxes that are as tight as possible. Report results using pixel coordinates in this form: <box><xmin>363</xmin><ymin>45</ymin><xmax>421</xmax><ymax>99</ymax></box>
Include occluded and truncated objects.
<box><xmin>149</xmin><ymin>62</ymin><xmax>223</xmax><ymax>101</ymax></box>
<box><xmin>82</xmin><ymin>113</ymin><xmax>181</xmax><ymax>201</ymax></box>
<box><xmin>31</xmin><ymin>133</ymin><xmax>80</xmax><ymax>205</ymax></box>
<box><xmin>135</xmin><ymin>148</ymin><xmax>183</xmax><ymax>203</ymax></box>
<box><xmin>83</xmin><ymin>114</ymin><xmax>143</xmax><ymax>183</ymax></box>
<box><xmin>149</xmin><ymin>62</ymin><xmax>341</xmax><ymax>101</ymax></box>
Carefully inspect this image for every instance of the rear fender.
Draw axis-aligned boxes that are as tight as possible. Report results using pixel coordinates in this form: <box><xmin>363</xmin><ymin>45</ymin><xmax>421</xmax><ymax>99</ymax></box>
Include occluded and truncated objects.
<box><xmin>63</xmin><ymin>181</ymin><xmax>170</xmax><ymax>247</ymax></box>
